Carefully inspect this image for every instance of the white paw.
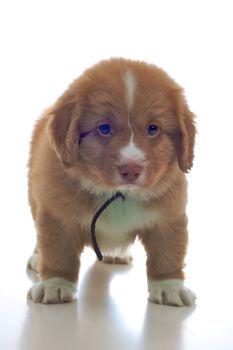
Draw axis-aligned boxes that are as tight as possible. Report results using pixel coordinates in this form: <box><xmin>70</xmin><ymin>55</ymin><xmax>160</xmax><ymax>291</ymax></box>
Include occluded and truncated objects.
<box><xmin>148</xmin><ymin>279</ymin><xmax>196</xmax><ymax>307</ymax></box>
<box><xmin>28</xmin><ymin>277</ymin><xmax>77</xmax><ymax>304</ymax></box>
<box><xmin>27</xmin><ymin>254</ymin><xmax>38</xmax><ymax>272</ymax></box>
<box><xmin>102</xmin><ymin>254</ymin><xmax>133</xmax><ymax>264</ymax></box>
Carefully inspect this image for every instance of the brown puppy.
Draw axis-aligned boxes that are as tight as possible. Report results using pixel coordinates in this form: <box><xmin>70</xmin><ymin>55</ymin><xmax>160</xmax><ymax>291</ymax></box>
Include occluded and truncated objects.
<box><xmin>27</xmin><ymin>58</ymin><xmax>196</xmax><ymax>306</ymax></box>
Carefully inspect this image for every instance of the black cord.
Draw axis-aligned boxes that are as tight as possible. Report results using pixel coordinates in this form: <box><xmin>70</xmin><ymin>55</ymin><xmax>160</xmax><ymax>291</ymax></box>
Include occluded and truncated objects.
<box><xmin>91</xmin><ymin>192</ymin><xmax>126</xmax><ymax>261</ymax></box>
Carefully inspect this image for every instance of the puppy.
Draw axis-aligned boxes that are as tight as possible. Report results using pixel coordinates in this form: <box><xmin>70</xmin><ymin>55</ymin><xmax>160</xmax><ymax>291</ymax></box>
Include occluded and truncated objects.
<box><xmin>27</xmin><ymin>58</ymin><xmax>196</xmax><ymax>306</ymax></box>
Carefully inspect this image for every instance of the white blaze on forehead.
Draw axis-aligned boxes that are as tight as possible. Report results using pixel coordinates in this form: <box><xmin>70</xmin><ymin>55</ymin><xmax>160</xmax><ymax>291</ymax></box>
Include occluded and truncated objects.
<box><xmin>120</xmin><ymin>136</ymin><xmax>146</xmax><ymax>163</ymax></box>
<box><xmin>121</xmin><ymin>70</ymin><xmax>144</xmax><ymax>163</ymax></box>
<box><xmin>123</xmin><ymin>70</ymin><xmax>136</xmax><ymax>109</ymax></box>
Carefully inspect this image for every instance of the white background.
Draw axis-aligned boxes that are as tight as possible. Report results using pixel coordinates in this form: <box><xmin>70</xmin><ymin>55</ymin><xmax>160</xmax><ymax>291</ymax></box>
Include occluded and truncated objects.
<box><xmin>0</xmin><ymin>1</ymin><xmax>233</xmax><ymax>349</ymax></box>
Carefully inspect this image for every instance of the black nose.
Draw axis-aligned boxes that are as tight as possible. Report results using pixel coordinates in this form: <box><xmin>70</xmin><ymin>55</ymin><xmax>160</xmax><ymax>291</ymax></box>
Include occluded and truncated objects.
<box><xmin>118</xmin><ymin>164</ymin><xmax>142</xmax><ymax>182</ymax></box>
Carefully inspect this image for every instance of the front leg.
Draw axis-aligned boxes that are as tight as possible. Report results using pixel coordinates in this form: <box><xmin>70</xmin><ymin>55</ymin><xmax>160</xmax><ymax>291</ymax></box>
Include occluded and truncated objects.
<box><xmin>28</xmin><ymin>211</ymin><xmax>84</xmax><ymax>304</ymax></box>
<box><xmin>140</xmin><ymin>214</ymin><xmax>196</xmax><ymax>307</ymax></box>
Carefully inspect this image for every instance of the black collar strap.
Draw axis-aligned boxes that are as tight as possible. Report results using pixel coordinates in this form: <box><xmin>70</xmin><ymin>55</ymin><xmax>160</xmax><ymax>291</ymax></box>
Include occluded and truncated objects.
<box><xmin>91</xmin><ymin>192</ymin><xmax>126</xmax><ymax>261</ymax></box>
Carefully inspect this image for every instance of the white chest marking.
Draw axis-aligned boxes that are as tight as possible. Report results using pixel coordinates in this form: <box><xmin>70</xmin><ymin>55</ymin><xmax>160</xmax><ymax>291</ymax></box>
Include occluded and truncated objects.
<box><xmin>124</xmin><ymin>70</ymin><xmax>136</xmax><ymax>110</ymax></box>
<box><xmin>96</xmin><ymin>197</ymin><xmax>158</xmax><ymax>250</ymax></box>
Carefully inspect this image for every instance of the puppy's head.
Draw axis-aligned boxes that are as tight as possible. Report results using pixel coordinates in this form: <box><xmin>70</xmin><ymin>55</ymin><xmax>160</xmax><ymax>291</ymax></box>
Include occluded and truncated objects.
<box><xmin>48</xmin><ymin>58</ymin><xmax>196</xmax><ymax>195</ymax></box>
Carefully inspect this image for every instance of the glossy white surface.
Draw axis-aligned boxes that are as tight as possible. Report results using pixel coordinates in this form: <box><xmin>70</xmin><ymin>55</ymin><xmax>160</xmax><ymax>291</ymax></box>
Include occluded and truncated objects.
<box><xmin>1</xmin><ymin>1</ymin><xmax>233</xmax><ymax>349</ymax></box>
<box><xmin>1</xmin><ymin>239</ymin><xmax>233</xmax><ymax>350</ymax></box>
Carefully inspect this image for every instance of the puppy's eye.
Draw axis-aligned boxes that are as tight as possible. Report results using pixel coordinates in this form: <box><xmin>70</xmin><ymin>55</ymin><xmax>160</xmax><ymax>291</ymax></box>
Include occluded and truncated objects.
<box><xmin>147</xmin><ymin>124</ymin><xmax>159</xmax><ymax>136</ymax></box>
<box><xmin>98</xmin><ymin>123</ymin><xmax>112</xmax><ymax>136</ymax></box>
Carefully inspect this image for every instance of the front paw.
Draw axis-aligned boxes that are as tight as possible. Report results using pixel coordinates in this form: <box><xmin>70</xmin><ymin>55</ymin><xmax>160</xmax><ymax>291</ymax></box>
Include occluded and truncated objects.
<box><xmin>148</xmin><ymin>279</ymin><xmax>196</xmax><ymax>307</ymax></box>
<box><xmin>28</xmin><ymin>277</ymin><xmax>77</xmax><ymax>304</ymax></box>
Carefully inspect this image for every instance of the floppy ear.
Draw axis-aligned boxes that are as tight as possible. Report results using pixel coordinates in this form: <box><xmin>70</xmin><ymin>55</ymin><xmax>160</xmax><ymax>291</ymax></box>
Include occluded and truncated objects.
<box><xmin>174</xmin><ymin>92</ymin><xmax>196</xmax><ymax>173</ymax></box>
<box><xmin>47</xmin><ymin>95</ymin><xmax>79</xmax><ymax>167</ymax></box>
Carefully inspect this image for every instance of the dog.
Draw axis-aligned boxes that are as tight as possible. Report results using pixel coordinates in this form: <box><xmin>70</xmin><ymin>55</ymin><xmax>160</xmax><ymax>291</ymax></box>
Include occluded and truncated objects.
<box><xmin>27</xmin><ymin>58</ymin><xmax>196</xmax><ymax>306</ymax></box>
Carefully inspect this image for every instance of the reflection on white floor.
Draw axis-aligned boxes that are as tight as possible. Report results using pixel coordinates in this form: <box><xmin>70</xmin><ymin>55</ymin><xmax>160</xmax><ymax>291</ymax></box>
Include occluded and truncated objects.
<box><xmin>108</xmin><ymin>246</ymin><xmax>147</xmax><ymax>334</ymax></box>
<box><xmin>1</xmin><ymin>234</ymin><xmax>233</xmax><ymax>350</ymax></box>
<box><xmin>109</xmin><ymin>272</ymin><xmax>147</xmax><ymax>333</ymax></box>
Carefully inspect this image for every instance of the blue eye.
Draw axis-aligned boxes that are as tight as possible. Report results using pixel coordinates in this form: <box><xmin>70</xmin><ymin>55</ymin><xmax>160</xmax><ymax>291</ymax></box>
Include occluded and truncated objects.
<box><xmin>98</xmin><ymin>123</ymin><xmax>112</xmax><ymax>136</ymax></box>
<box><xmin>147</xmin><ymin>124</ymin><xmax>159</xmax><ymax>136</ymax></box>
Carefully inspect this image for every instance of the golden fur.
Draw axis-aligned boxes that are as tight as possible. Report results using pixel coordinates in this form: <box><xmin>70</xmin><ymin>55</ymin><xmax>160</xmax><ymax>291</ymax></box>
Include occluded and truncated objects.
<box><xmin>28</xmin><ymin>58</ymin><xmax>196</xmax><ymax>305</ymax></box>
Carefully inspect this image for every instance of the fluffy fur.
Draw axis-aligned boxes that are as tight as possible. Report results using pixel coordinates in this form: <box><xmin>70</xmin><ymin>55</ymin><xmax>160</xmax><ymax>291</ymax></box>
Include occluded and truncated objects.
<box><xmin>27</xmin><ymin>58</ymin><xmax>196</xmax><ymax>305</ymax></box>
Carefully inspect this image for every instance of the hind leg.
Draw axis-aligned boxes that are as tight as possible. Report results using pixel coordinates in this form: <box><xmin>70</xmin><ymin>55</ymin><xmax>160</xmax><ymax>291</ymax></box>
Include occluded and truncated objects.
<box><xmin>27</xmin><ymin>247</ymin><xmax>38</xmax><ymax>272</ymax></box>
<box><xmin>102</xmin><ymin>248</ymin><xmax>133</xmax><ymax>264</ymax></box>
